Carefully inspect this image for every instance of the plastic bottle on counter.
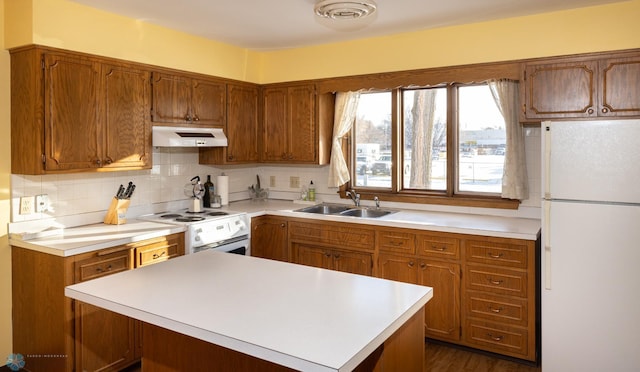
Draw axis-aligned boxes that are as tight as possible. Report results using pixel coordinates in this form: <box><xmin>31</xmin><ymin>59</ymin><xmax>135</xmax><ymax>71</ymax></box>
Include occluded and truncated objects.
<box><xmin>308</xmin><ymin>180</ymin><xmax>316</xmax><ymax>201</ymax></box>
<box><xmin>203</xmin><ymin>175</ymin><xmax>215</xmax><ymax>208</ymax></box>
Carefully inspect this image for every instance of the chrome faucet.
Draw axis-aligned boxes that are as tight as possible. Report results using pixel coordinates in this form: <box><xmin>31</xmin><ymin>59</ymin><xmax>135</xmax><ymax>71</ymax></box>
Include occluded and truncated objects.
<box><xmin>345</xmin><ymin>190</ymin><xmax>360</xmax><ymax>207</ymax></box>
<box><xmin>374</xmin><ymin>196</ymin><xmax>380</xmax><ymax>208</ymax></box>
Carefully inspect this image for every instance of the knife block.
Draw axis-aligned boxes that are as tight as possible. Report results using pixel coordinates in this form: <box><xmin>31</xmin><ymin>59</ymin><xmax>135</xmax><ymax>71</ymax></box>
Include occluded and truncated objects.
<box><xmin>104</xmin><ymin>197</ymin><xmax>131</xmax><ymax>225</ymax></box>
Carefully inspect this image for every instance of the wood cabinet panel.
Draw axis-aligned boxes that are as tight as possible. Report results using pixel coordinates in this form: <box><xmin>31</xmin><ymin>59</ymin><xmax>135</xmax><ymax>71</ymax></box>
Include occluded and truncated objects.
<box><xmin>44</xmin><ymin>53</ymin><xmax>102</xmax><ymax>171</ymax></box>
<box><xmin>262</xmin><ymin>87</ymin><xmax>289</xmax><ymax>162</ymax></box>
<box><xmin>135</xmin><ymin>233</ymin><xmax>185</xmax><ymax>267</ymax></box>
<box><xmin>417</xmin><ymin>234</ymin><xmax>460</xmax><ymax>259</ymax></box>
<box><xmin>200</xmin><ymin>83</ymin><xmax>259</xmax><ymax>164</ymax></box>
<box><xmin>289</xmin><ymin>221</ymin><xmax>375</xmax><ymax>251</ymax></box>
<box><xmin>377</xmin><ymin>230</ymin><xmax>416</xmax><ymax>255</ymax></box>
<box><xmin>75</xmin><ymin>250</ymin><xmax>132</xmax><ymax>282</ymax></box>
<box><xmin>293</xmin><ymin>243</ymin><xmax>372</xmax><ymax>276</ymax></box>
<box><xmin>287</xmin><ymin>85</ymin><xmax>316</xmax><ymax>162</ymax></box>
<box><xmin>191</xmin><ymin>78</ymin><xmax>226</xmax><ymax>125</ymax></box>
<box><xmin>466</xmin><ymin>265</ymin><xmax>527</xmax><ymax>297</ymax></box>
<box><xmin>465</xmin><ymin>239</ymin><xmax>528</xmax><ymax>269</ymax></box>
<box><xmin>150</xmin><ymin>72</ymin><xmax>191</xmax><ymax>123</ymax></box>
<box><xmin>251</xmin><ymin>216</ymin><xmax>289</xmax><ymax>262</ymax></box>
<box><xmin>465</xmin><ymin>291</ymin><xmax>528</xmax><ymax>326</ymax></box>
<box><xmin>102</xmin><ymin>64</ymin><xmax>151</xmax><ymax>169</ymax></box>
<box><xmin>599</xmin><ymin>56</ymin><xmax>640</xmax><ymax>116</ymax></box>
<box><xmin>464</xmin><ymin>319</ymin><xmax>529</xmax><ymax>357</ymax></box>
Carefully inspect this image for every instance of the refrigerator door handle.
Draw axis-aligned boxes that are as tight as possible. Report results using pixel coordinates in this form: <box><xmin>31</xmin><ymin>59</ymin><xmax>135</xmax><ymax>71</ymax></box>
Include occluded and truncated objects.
<box><xmin>544</xmin><ymin>199</ymin><xmax>552</xmax><ymax>290</ymax></box>
<box><xmin>543</xmin><ymin>123</ymin><xmax>552</xmax><ymax>199</ymax></box>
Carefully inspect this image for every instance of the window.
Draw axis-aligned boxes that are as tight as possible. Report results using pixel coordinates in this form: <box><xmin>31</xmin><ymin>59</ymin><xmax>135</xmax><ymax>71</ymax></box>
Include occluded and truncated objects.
<box><xmin>351</xmin><ymin>83</ymin><xmax>508</xmax><ymax>203</ymax></box>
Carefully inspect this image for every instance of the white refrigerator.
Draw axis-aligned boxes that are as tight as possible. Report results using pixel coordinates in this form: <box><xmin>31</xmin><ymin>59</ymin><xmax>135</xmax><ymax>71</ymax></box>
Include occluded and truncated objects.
<box><xmin>541</xmin><ymin>119</ymin><xmax>640</xmax><ymax>371</ymax></box>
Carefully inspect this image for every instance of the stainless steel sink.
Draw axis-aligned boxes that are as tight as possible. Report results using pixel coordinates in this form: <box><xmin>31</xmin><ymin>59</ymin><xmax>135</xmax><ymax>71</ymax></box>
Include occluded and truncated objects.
<box><xmin>295</xmin><ymin>204</ymin><xmax>351</xmax><ymax>215</ymax></box>
<box><xmin>339</xmin><ymin>208</ymin><xmax>396</xmax><ymax>218</ymax></box>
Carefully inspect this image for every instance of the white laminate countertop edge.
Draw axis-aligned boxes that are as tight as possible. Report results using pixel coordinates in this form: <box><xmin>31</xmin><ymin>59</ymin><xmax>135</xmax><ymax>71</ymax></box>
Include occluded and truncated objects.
<box><xmin>9</xmin><ymin>220</ymin><xmax>186</xmax><ymax>257</ymax></box>
<box><xmin>65</xmin><ymin>251</ymin><xmax>433</xmax><ymax>372</ymax></box>
<box><xmin>233</xmin><ymin>200</ymin><xmax>541</xmax><ymax>241</ymax></box>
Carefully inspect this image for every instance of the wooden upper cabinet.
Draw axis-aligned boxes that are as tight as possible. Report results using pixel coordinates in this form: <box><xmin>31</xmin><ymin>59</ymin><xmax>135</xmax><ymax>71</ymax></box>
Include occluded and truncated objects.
<box><xmin>102</xmin><ymin>64</ymin><xmax>151</xmax><ymax>169</ymax></box>
<box><xmin>10</xmin><ymin>46</ymin><xmax>152</xmax><ymax>174</ymax></box>
<box><xmin>522</xmin><ymin>60</ymin><xmax>597</xmax><ymax>119</ymax></box>
<box><xmin>44</xmin><ymin>53</ymin><xmax>102</xmax><ymax>171</ymax></box>
<box><xmin>151</xmin><ymin>72</ymin><xmax>226</xmax><ymax>126</ymax></box>
<box><xmin>200</xmin><ymin>83</ymin><xmax>259</xmax><ymax>164</ymax></box>
<box><xmin>522</xmin><ymin>51</ymin><xmax>640</xmax><ymax>120</ymax></box>
<box><xmin>599</xmin><ymin>56</ymin><xmax>640</xmax><ymax>117</ymax></box>
<box><xmin>262</xmin><ymin>84</ymin><xmax>334</xmax><ymax>164</ymax></box>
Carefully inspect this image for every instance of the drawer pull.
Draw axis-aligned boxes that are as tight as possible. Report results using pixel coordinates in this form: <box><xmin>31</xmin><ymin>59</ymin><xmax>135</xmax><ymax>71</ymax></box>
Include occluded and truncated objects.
<box><xmin>419</xmin><ymin>262</ymin><xmax>426</xmax><ymax>269</ymax></box>
<box><xmin>96</xmin><ymin>264</ymin><xmax>112</xmax><ymax>273</ymax></box>
<box><xmin>489</xmin><ymin>306</ymin><xmax>504</xmax><ymax>313</ymax></box>
<box><xmin>152</xmin><ymin>251</ymin><xmax>167</xmax><ymax>259</ymax></box>
<box><xmin>487</xmin><ymin>252</ymin><xmax>504</xmax><ymax>259</ymax></box>
<box><xmin>431</xmin><ymin>244</ymin><xmax>446</xmax><ymax>251</ymax></box>
<box><xmin>487</xmin><ymin>333</ymin><xmax>504</xmax><ymax>342</ymax></box>
<box><xmin>334</xmin><ymin>254</ymin><xmax>341</xmax><ymax>259</ymax></box>
<box><xmin>408</xmin><ymin>261</ymin><xmax>415</xmax><ymax>267</ymax></box>
<box><xmin>487</xmin><ymin>277</ymin><xmax>504</xmax><ymax>285</ymax></box>
<box><xmin>389</xmin><ymin>240</ymin><xmax>403</xmax><ymax>246</ymax></box>
<box><xmin>325</xmin><ymin>252</ymin><xmax>332</xmax><ymax>257</ymax></box>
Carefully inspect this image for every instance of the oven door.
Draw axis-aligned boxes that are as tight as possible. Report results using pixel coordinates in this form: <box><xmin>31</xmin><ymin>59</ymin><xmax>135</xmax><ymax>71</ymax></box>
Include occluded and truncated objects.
<box><xmin>192</xmin><ymin>235</ymin><xmax>250</xmax><ymax>255</ymax></box>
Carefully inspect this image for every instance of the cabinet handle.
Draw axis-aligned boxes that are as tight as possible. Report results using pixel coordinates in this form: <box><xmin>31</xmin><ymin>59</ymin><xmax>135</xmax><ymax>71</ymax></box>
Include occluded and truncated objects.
<box><xmin>487</xmin><ymin>333</ymin><xmax>504</xmax><ymax>342</ymax></box>
<box><xmin>334</xmin><ymin>254</ymin><xmax>341</xmax><ymax>259</ymax></box>
<box><xmin>152</xmin><ymin>251</ymin><xmax>167</xmax><ymax>259</ymax></box>
<box><xmin>281</xmin><ymin>153</ymin><xmax>287</xmax><ymax>160</ymax></box>
<box><xmin>601</xmin><ymin>107</ymin><xmax>609</xmax><ymax>114</ymax></box>
<box><xmin>487</xmin><ymin>277</ymin><xmax>504</xmax><ymax>285</ymax></box>
<box><xmin>489</xmin><ymin>306</ymin><xmax>504</xmax><ymax>313</ymax></box>
<box><xmin>431</xmin><ymin>244</ymin><xmax>446</xmax><ymax>251</ymax></box>
<box><xmin>227</xmin><ymin>155</ymin><xmax>235</xmax><ymax>161</ymax></box>
<box><xmin>104</xmin><ymin>157</ymin><xmax>113</xmax><ymax>165</ymax></box>
<box><xmin>324</xmin><ymin>252</ymin><xmax>332</xmax><ymax>257</ymax></box>
<box><xmin>185</xmin><ymin>114</ymin><xmax>192</xmax><ymax>121</ymax></box>
<box><xmin>587</xmin><ymin>108</ymin><xmax>594</xmax><ymax>115</ymax></box>
<box><xmin>408</xmin><ymin>261</ymin><xmax>415</xmax><ymax>267</ymax></box>
<box><xmin>389</xmin><ymin>240</ymin><xmax>403</xmax><ymax>246</ymax></box>
<box><xmin>280</xmin><ymin>223</ymin><xmax>286</xmax><ymax>228</ymax></box>
<box><xmin>419</xmin><ymin>262</ymin><xmax>426</xmax><ymax>269</ymax></box>
<box><xmin>95</xmin><ymin>159</ymin><xmax>102</xmax><ymax>165</ymax></box>
<box><xmin>487</xmin><ymin>252</ymin><xmax>503</xmax><ymax>259</ymax></box>
<box><xmin>193</xmin><ymin>114</ymin><xmax>200</xmax><ymax>121</ymax></box>
<box><xmin>96</xmin><ymin>264</ymin><xmax>112</xmax><ymax>273</ymax></box>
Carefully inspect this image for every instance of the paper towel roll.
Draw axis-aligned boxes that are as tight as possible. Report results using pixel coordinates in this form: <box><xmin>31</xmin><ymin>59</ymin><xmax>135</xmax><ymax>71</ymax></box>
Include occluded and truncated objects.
<box><xmin>216</xmin><ymin>175</ymin><xmax>229</xmax><ymax>206</ymax></box>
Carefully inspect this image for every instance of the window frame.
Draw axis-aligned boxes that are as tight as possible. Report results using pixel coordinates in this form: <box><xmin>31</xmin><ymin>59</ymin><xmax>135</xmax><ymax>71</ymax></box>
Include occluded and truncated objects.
<box><xmin>343</xmin><ymin>83</ymin><xmax>519</xmax><ymax>210</ymax></box>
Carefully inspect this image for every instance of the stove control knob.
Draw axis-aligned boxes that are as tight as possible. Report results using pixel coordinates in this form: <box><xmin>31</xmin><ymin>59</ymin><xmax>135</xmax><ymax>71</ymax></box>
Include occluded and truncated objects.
<box><xmin>195</xmin><ymin>236</ymin><xmax>201</xmax><ymax>241</ymax></box>
<box><xmin>195</xmin><ymin>228</ymin><xmax>203</xmax><ymax>233</ymax></box>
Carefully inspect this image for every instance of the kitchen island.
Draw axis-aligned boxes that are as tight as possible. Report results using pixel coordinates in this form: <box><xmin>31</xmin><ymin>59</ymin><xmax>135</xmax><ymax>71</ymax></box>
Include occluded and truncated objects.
<box><xmin>65</xmin><ymin>250</ymin><xmax>433</xmax><ymax>371</ymax></box>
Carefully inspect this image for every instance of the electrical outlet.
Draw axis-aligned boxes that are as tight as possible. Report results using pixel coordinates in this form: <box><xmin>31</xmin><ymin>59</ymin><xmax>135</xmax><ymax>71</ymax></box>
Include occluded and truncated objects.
<box><xmin>20</xmin><ymin>196</ymin><xmax>35</xmax><ymax>215</ymax></box>
<box><xmin>270</xmin><ymin>176</ymin><xmax>276</xmax><ymax>188</ymax></box>
<box><xmin>290</xmin><ymin>176</ymin><xmax>300</xmax><ymax>189</ymax></box>
<box><xmin>35</xmin><ymin>194</ymin><xmax>49</xmax><ymax>213</ymax></box>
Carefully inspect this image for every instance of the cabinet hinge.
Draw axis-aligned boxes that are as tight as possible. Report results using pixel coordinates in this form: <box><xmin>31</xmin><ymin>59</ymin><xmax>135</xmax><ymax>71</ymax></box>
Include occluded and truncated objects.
<box><xmin>41</xmin><ymin>58</ymin><xmax>45</xmax><ymax>70</ymax></box>
<box><xmin>41</xmin><ymin>153</ymin><xmax>46</xmax><ymax>164</ymax></box>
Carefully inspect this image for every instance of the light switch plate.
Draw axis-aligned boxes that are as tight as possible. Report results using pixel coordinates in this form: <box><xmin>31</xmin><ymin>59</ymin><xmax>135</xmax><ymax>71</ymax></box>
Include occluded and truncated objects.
<box><xmin>270</xmin><ymin>176</ymin><xmax>276</xmax><ymax>188</ymax></box>
<box><xmin>35</xmin><ymin>194</ymin><xmax>49</xmax><ymax>213</ymax></box>
<box><xmin>20</xmin><ymin>196</ymin><xmax>35</xmax><ymax>215</ymax></box>
<box><xmin>290</xmin><ymin>176</ymin><xmax>300</xmax><ymax>189</ymax></box>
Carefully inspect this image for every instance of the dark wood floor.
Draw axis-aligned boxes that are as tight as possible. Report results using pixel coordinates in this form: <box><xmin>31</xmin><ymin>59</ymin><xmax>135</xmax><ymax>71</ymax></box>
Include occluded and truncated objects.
<box><xmin>123</xmin><ymin>341</ymin><xmax>540</xmax><ymax>372</ymax></box>
<box><xmin>425</xmin><ymin>341</ymin><xmax>541</xmax><ymax>372</ymax></box>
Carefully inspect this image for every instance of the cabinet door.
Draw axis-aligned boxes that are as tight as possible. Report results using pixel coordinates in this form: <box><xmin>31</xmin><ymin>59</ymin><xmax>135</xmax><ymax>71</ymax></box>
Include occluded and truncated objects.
<box><xmin>599</xmin><ymin>56</ymin><xmax>640</xmax><ymax>117</ymax></box>
<box><xmin>227</xmin><ymin>84</ymin><xmax>259</xmax><ymax>162</ymax></box>
<box><xmin>288</xmin><ymin>85</ymin><xmax>316</xmax><ymax>162</ymax></box>
<box><xmin>419</xmin><ymin>261</ymin><xmax>461</xmax><ymax>342</ymax></box>
<box><xmin>523</xmin><ymin>60</ymin><xmax>597</xmax><ymax>119</ymax></box>
<box><xmin>191</xmin><ymin>78</ymin><xmax>226</xmax><ymax>125</ymax></box>
<box><xmin>151</xmin><ymin>72</ymin><xmax>191</xmax><ymax>123</ymax></box>
<box><xmin>378</xmin><ymin>254</ymin><xmax>420</xmax><ymax>284</ymax></box>
<box><xmin>74</xmin><ymin>248</ymin><xmax>136</xmax><ymax>372</ymax></box>
<box><xmin>44</xmin><ymin>53</ymin><xmax>101</xmax><ymax>171</ymax></box>
<box><xmin>331</xmin><ymin>249</ymin><xmax>372</xmax><ymax>276</ymax></box>
<box><xmin>102</xmin><ymin>64</ymin><xmax>151</xmax><ymax>169</ymax></box>
<box><xmin>262</xmin><ymin>87</ymin><xmax>288</xmax><ymax>161</ymax></box>
<box><xmin>251</xmin><ymin>216</ymin><xmax>288</xmax><ymax>262</ymax></box>
<box><xmin>293</xmin><ymin>244</ymin><xmax>331</xmax><ymax>269</ymax></box>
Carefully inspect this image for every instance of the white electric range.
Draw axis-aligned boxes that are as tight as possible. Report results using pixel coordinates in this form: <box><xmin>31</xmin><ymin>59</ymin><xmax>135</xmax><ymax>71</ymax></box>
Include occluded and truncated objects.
<box><xmin>139</xmin><ymin>209</ymin><xmax>250</xmax><ymax>255</ymax></box>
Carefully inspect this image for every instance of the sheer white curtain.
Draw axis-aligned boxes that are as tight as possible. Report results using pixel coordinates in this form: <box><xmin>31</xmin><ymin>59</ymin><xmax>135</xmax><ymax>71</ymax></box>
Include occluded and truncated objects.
<box><xmin>328</xmin><ymin>91</ymin><xmax>360</xmax><ymax>187</ymax></box>
<box><xmin>489</xmin><ymin>79</ymin><xmax>529</xmax><ymax>200</ymax></box>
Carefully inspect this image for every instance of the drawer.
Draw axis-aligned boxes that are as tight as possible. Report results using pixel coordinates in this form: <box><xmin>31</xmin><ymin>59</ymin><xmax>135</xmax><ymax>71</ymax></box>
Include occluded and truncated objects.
<box><xmin>417</xmin><ymin>234</ymin><xmax>460</xmax><ymax>259</ymax></box>
<box><xmin>466</xmin><ymin>265</ymin><xmax>527</xmax><ymax>297</ymax></box>
<box><xmin>290</xmin><ymin>222</ymin><xmax>375</xmax><ymax>251</ymax></box>
<box><xmin>464</xmin><ymin>319</ymin><xmax>530</xmax><ymax>359</ymax></box>
<box><xmin>465</xmin><ymin>291</ymin><xmax>528</xmax><ymax>326</ymax></box>
<box><xmin>466</xmin><ymin>239</ymin><xmax>529</xmax><ymax>268</ymax></box>
<box><xmin>136</xmin><ymin>237</ymin><xmax>183</xmax><ymax>267</ymax></box>
<box><xmin>76</xmin><ymin>250</ymin><xmax>132</xmax><ymax>282</ymax></box>
<box><xmin>377</xmin><ymin>230</ymin><xmax>416</xmax><ymax>254</ymax></box>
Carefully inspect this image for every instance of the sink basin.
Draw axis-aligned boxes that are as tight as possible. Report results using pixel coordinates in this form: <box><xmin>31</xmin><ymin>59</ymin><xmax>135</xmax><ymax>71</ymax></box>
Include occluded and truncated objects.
<box><xmin>295</xmin><ymin>204</ymin><xmax>351</xmax><ymax>215</ymax></box>
<box><xmin>339</xmin><ymin>208</ymin><xmax>396</xmax><ymax>218</ymax></box>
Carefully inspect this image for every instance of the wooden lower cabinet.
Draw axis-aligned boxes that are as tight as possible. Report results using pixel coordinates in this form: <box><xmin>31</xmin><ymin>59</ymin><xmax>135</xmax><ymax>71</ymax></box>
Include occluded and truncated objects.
<box><xmin>11</xmin><ymin>232</ymin><xmax>184</xmax><ymax>372</ymax></box>
<box><xmin>293</xmin><ymin>243</ymin><xmax>373</xmax><ymax>276</ymax></box>
<box><xmin>251</xmin><ymin>216</ymin><xmax>289</xmax><ymax>262</ymax></box>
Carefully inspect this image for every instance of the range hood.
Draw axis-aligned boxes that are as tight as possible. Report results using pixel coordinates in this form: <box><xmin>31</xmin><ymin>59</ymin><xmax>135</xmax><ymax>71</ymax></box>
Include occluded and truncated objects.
<box><xmin>152</xmin><ymin>126</ymin><xmax>228</xmax><ymax>147</ymax></box>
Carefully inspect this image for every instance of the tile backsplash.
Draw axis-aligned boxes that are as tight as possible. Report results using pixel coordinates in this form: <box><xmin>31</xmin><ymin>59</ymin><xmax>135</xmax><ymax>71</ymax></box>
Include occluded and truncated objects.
<box><xmin>10</xmin><ymin>127</ymin><xmax>542</xmax><ymax>226</ymax></box>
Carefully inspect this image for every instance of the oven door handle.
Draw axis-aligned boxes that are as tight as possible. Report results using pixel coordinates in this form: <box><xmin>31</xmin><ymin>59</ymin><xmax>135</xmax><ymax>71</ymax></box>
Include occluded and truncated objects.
<box><xmin>193</xmin><ymin>235</ymin><xmax>250</xmax><ymax>254</ymax></box>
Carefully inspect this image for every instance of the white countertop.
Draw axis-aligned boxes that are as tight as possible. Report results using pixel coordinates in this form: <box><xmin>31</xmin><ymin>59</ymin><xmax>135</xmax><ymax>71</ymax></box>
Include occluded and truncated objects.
<box><xmin>65</xmin><ymin>251</ymin><xmax>433</xmax><ymax>372</ymax></box>
<box><xmin>230</xmin><ymin>200</ymin><xmax>541</xmax><ymax>241</ymax></box>
<box><xmin>9</xmin><ymin>220</ymin><xmax>186</xmax><ymax>257</ymax></box>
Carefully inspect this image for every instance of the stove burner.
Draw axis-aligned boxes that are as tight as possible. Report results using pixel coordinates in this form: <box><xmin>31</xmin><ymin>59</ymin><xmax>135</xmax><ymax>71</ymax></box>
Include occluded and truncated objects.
<box><xmin>206</xmin><ymin>211</ymin><xmax>228</xmax><ymax>216</ymax></box>
<box><xmin>160</xmin><ymin>214</ymin><xmax>182</xmax><ymax>218</ymax></box>
<box><xmin>175</xmin><ymin>216</ymin><xmax>205</xmax><ymax>222</ymax></box>
<box><xmin>185</xmin><ymin>210</ymin><xmax>206</xmax><ymax>214</ymax></box>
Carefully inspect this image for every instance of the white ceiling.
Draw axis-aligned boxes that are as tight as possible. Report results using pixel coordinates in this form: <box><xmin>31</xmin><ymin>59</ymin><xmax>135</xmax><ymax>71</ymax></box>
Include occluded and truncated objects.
<box><xmin>70</xmin><ymin>0</ymin><xmax>623</xmax><ymax>51</ymax></box>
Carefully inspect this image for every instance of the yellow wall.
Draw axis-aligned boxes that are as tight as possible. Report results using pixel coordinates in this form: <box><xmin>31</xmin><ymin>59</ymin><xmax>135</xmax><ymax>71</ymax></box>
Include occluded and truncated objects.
<box><xmin>259</xmin><ymin>0</ymin><xmax>640</xmax><ymax>83</ymax></box>
<box><xmin>0</xmin><ymin>0</ymin><xmax>12</xmax><ymax>360</ymax></box>
<box><xmin>2</xmin><ymin>0</ymin><xmax>639</xmax><ymax>357</ymax></box>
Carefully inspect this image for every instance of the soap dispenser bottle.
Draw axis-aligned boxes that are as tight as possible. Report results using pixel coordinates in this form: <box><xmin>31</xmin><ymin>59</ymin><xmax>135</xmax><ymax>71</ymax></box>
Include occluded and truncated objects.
<box><xmin>308</xmin><ymin>180</ymin><xmax>316</xmax><ymax>201</ymax></box>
